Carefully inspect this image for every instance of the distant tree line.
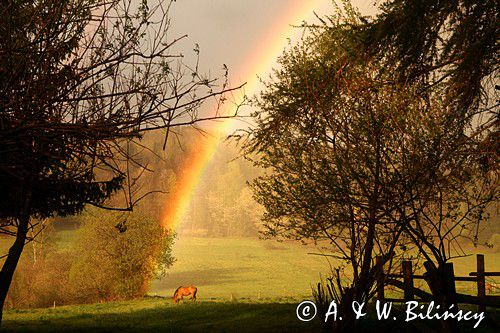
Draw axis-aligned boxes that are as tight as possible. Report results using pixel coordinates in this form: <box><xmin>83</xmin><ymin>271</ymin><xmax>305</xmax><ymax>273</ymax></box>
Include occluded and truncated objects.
<box><xmin>138</xmin><ymin>130</ymin><xmax>264</xmax><ymax>238</ymax></box>
<box><xmin>182</xmin><ymin>139</ymin><xmax>263</xmax><ymax>237</ymax></box>
<box><xmin>50</xmin><ymin>129</ymin><xmax>264</xmax><ymax>237</ymax></box>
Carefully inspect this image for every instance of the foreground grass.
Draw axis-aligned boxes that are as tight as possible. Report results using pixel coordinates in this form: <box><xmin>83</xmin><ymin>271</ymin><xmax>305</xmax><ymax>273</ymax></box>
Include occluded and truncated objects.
<box><xmin>3</xmin><ymin>298</ymin><xmax>499</xmax><ymax>332</ymax></box>
<box><xmin>3</xmin><ymin>298</ymin><xmax>321</xmax><ymax>332</ymax></box>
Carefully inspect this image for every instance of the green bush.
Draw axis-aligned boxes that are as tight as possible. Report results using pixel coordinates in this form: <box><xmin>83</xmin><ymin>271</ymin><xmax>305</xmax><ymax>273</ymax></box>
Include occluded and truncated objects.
<box><xmin>5</xmin><ymin>211</ymin><xmax>175</xmax><ymax>308</ymax></box>
<box><xmin>70</xmin><ymin>210</ymin><xmax>175</xmax><ymax>302</ymax></box>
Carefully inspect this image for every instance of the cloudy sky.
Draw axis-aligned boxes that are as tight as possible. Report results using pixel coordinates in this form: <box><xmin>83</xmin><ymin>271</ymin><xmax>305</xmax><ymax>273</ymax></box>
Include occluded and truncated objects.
<box><xmin>168</xmin><ymin>1</ymin><xmax>379</xmax><ymax>98</ymax></box>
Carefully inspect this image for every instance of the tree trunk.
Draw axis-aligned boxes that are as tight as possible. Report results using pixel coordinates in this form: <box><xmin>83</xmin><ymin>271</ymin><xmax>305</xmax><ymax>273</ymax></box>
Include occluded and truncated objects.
<box><xmin>0</xmin><ymin>214</ymin><xmax>29</xmax><ymax>326</ymax></box>
<box><xmin>358</xmin><ymin>218</ymin><xmax>376</xmax><ymax>299</ymax></box>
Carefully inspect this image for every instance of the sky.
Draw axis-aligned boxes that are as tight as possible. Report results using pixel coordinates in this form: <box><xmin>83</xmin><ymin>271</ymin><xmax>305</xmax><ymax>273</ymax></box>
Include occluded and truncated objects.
<box><xmin>169</xmin><ymin>0</ymin><xmax>330</xmax><ymax>77</ymax></box>
<box><xmin>169</xmin><ymin>1</ymin><xmax>378</xmax><ymax>70</ymax></box>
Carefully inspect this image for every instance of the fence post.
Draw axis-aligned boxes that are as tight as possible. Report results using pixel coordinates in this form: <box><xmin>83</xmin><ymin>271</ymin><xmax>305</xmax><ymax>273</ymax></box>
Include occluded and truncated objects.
<box><xmin>444</xmin><ymin>262</ymin><xmax>457</xmax><ymax>305</ymax></box>
<box><xmin>477</xmin><ymin>254</ymin><xmax>486</xmax><ymax>312</ymax></box>
<box><xmin>402</xmin><ymin>260</ymin><xmax>414</xmax><ymax>301</ymax></box>
<box><xmin>376</xmin><ymin>256</ymin><xmax>384</xmax><ymax>300</ymax></box>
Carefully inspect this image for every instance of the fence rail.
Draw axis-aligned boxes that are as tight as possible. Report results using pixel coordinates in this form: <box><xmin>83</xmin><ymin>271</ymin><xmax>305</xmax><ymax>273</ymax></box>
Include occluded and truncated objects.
<box><xmin>376</xmin><ymin>254</ymin><xmax>500</xmax><ymax>311</ymax></box>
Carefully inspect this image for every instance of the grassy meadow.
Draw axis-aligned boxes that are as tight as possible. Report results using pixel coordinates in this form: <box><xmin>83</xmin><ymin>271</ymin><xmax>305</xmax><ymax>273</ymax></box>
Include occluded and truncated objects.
<box><xmin>150</xmin><ymin>237</ymin><xmax>500</xmax><ymax>300</ymax></box>
<box><xmin>3</xmin><ymin>297</ymin><xmax>499</xmax><ymax>332</ymax></box>
<box><xmin>2</xmin><ymin>298</ymin><xmax>323</xmax><ymax>332</ymax></box>
<box><xmin>150</xmin><ymin>236</ymin><xmax>331</xmax><ymax>301</ymax></box>
<box><xmin>2</xmin><ymin>233</ymin><xmax>500</xmax><ymax>332</ymax></box>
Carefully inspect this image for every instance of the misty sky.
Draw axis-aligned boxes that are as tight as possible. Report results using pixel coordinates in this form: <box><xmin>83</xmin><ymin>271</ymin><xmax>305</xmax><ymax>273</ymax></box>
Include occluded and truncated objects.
<box><xmin>168</xmin><ymin>0</ymin><xmax>379</xmax><ymax>90</ymax></box>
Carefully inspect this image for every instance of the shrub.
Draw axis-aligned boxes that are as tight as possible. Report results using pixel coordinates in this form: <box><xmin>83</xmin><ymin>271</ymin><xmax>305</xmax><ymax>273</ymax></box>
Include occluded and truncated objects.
<box><xmin>5</xmin><ymin>211</ymin><xmax>175</xmax><ymax>308</ymax></box>
<box><xmin>69</xmin><ymin>210</ymin><xmax>175</xmax><ymax>302</ymax></box>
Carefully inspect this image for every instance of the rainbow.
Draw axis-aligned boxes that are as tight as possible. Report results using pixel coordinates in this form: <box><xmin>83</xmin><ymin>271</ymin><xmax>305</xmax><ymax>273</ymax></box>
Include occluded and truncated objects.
<box><xmin>160</xmin><ymin>1</ymin><xmax>324</xmax><ymax>230</ymax></box>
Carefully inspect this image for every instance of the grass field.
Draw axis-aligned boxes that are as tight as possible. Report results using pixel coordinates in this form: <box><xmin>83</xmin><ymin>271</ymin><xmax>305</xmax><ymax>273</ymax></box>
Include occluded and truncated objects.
<box><xmin>2</xmin><ymin>298</ymin><xmax>322</xmax><ymax>332</ymax></box>
<box><xmin>3</xmin><ymin>297</ymin><xmax>499</xmax><ymax>332</ymax></box>
<box><xmin>2</xmin><ymin>231</ymin><xmax>499</xmax><ymax>301</ymax></box>
<box><xmin>150</xmin><ymin>236</ymin><xmax>500</xmax><ymax>300</ymax></box>
<box><xmin>150</xmin><ymin>236</ymin><xmax>331</xmax><ymax>301</ymax></box>
<box><xmin>2</xmin><ymin>234</ymin><xmax>500</xmax><ymax>332</ymax></box>
<box><xmin>5</xmin><ymin>232</ymin><xmax>497</xmax><ymax>300</ymax></box>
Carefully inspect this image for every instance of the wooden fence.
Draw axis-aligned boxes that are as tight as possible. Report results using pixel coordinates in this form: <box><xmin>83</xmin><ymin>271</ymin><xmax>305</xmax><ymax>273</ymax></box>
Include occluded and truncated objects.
<box><xmin>376</xmin><ymin>254</ymin><xmax>500</xmax><ymax>311</ymax></box>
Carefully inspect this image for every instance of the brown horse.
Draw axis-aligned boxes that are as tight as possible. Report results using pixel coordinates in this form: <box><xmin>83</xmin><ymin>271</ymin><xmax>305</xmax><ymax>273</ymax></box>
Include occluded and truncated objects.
<box><xmin>173</xmin><ymin>286</ymin><xmax>197</xmax><ymax>304</ymax></box>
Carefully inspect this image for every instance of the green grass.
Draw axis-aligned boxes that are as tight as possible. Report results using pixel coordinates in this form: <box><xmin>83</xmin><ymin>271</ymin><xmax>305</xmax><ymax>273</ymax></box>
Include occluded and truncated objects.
<box><xmin>3</xmin><ymin>298</ymin><xmax>499</xmax><ymax>332</ymax></box>
<box><xmin>149</xmin><ymin>237</ymin><xmax>500</xmax><ymax>301</ymax></box>
<box><xmin>2</xmin><ymin>298</ymin><xmax>322</xmax><ymax>332</ymax></box>
<box><xmin>2</xmin><ymin>234</ymin><xmax>499</xmax><ymax>332</ymax></box>
<box><xmin>2</xmin><ymin>232</ymin><xmax>499</xmax><ymax>302</ymax></box>
<box><xmin>150</xmin><ymin>237</ymin><xmax>331</xmax><ymax>301</ymax></box>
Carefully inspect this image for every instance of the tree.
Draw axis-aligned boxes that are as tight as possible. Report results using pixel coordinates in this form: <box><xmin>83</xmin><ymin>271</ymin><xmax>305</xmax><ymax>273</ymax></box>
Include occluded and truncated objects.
<box><xmin>225</xmin><ymin>187</ymin><xmax>264</xmax><ymax>237</ymax></box>
<box><xmin>70</xmin><ymin>210</ymin><xmax>175</xmax><ymax>302</ymax></box>
<box><xmin>5</xmin><ymin>210</ymin><xmax>174</xmax><ymax>308</ymax></box>
<box><xmin>0</xmin><ymin>0</ymin><xmax>240</xmax><ymax>322</ymax></box>
<box><xmin>242</xmin><ymin>3</ymin><xmax>498</xmax><ymax>331</ymax></box>
<box><xmin>241</xmin><ymin>8</ymin><xmax>437</xmax><ymax>331</ymax></box>
<box><xmin>359</xmin><ymin>2</ymin><xmax>499</xmax><ymax>328</ymax></box>
<box><xmin>398</xmin><ymin>131</ymin><xmax>497</xmax><ymax>325</ymax></box>
<box><xmin>361</xmin><ymin>0</ymin><xmax>499</xmax><ymax>118</ymax></box>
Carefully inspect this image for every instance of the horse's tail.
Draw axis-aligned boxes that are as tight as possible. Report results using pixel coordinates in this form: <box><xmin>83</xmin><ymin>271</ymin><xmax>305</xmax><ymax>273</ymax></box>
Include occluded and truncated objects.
<box><xmin>193</xmin><ymin>287</ymin><xmax>198</xmax><ymax>300</ymax></box>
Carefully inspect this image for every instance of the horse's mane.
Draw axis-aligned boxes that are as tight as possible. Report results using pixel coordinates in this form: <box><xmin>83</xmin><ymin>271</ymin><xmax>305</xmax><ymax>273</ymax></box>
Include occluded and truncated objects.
<box><xmin>173</xmin><ymin>286</ymin><xmax>182</xmax><ymax>297</ymax></box>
